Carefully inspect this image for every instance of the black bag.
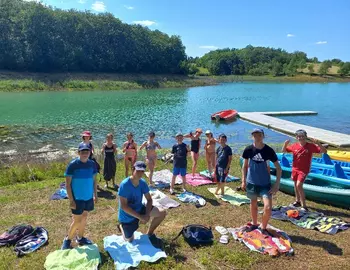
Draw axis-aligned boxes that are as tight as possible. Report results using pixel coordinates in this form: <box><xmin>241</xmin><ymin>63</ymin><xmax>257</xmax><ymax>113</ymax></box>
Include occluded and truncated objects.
<box><xmin>0</xmin><ymin>225</ymin><xmax>34</xmax><ymax>247</ymax></box>
<box><xmin>14</xmin><ymin>227</ymin><xmax>49</xmax><ymax>256</ymax></box>
<box><xmin>173</xmin><ymin>224</ymin><xmax>213</xmax><ymax>246</ymax></box>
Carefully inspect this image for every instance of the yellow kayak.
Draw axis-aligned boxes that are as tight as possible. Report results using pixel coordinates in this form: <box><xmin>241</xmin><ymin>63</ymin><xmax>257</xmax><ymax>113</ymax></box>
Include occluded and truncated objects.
<box><xmin>327</xmin><ymin>150</ymin><xmax>350</xmax><ymax>162</ymax></box>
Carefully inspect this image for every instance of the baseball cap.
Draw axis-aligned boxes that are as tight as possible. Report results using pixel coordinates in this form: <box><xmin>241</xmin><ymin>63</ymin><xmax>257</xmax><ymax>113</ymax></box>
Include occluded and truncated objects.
<box><xmin>251</xmin><ymin>128</ymin><xmax>264</xmax><ymax>135</ymax></box>
<box><xmin>78</xmin><ymin>143</ymin><xmax>91</xmax><ymax>151</ymax></box>
<box><xmin>205</xmin><ymin>130</ymin><xmax>212</xmax><ymax>134</ymax></box>
<box><xmin>134</xmin><ymin>161</ymin><xmax>147</xmax><ymax>171</ymax></box>
<box><xmin>176</xmin><ymin>132</ymin><xmax>183</xmax><ymax>137</ymax></box>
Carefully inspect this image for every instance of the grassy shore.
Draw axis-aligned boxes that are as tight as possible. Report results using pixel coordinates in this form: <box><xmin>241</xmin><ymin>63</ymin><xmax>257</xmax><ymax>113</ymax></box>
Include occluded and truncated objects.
<box><xmin>1</xmin><ymin>155</ymin><xmax>350</xmax><ymax>270</ymax></box>
<box><xmin>0</xmin><ymin>70</ymin><xmax>350</xmax><ymax>92</ymax></box>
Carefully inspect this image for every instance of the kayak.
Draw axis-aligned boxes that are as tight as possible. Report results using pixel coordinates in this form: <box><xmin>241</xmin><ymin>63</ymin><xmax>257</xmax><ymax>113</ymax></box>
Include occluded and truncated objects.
<box><xmin>328</xmin><ymin>150</ymin><xmax>350</xmax><ymax>162</ymax></box>
<box><xmin>269</xmin><ymin>157</ymin><xmax>350</xmax><ymax>189</ymax></box>
<box><xmin>211</xmin><ymin>109</ymin><xmax>238</xmax><ymax>121</ymax></box>
<box><xmin>270</xmin><ymin>175</ymin><xmax>350</xmax><ymax>209</ymax></box>
<box><xmin>276</xmin><ymin>153</ymin><xmax>350</xmax><ymax>173</ymax></box>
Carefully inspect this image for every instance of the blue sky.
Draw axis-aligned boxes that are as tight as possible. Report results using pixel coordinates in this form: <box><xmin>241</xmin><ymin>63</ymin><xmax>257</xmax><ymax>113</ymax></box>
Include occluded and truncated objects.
<box><xmin>28</xmin><ymin>0</ymin><xmax>350</xmax><ymax>61</ymax></box>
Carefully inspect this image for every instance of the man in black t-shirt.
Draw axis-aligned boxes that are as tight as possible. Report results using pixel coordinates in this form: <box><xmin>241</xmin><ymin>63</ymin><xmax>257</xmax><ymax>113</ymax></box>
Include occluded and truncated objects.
<box><xmin>170</xmin><ymin>133</ymin><xmax>190</xmax><ymax>195</ymax></box>
<box><xmin>241</xmin><ymin>128</ymin><xmax>281</xmax><ymax>234</ymax></box>
<box><xmin>215</xmin><ymin>134</ymin><xmax>232</xmax><ymax>196</ymax></box>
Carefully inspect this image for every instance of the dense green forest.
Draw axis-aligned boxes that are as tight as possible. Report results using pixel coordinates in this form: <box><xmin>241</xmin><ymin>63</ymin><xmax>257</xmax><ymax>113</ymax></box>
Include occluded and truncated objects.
<box><xmin>0</xmin><ymin>0</ymin><xmax>350</xmax><ymax>77</ymax></box>
<box><xmin>0</xmin><ymin>0</ymin><xmax>187</xmax><ymax>73</ymax></box>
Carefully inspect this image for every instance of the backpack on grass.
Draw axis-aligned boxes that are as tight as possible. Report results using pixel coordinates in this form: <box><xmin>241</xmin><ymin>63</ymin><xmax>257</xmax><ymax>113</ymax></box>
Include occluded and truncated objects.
<box><xmin>173</xmin><ymin>224</ymin><xmax>213</xmax><ymax>246</ymax></box>
<box><xmin>0</xmin><ymin>225</ymin><xmax>34</xmax><ymax>247</ymax></box>
<box><xmin>14</xmin><ymin>226</ymin><xmax>49</xmax><ymax>256</ymax></box>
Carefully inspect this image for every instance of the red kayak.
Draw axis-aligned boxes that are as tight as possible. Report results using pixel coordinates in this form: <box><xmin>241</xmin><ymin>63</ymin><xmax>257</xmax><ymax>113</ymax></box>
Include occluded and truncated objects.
<box><xmin>211</xmin><ymin>109</ymin><xmax>238</xmax><ymax>121</ymax></box>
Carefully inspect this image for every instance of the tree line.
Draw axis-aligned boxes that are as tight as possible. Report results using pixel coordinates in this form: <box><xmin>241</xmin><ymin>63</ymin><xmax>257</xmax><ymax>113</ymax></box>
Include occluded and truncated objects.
<box><xmin>0</xmin><ymin>0</ymin><xmax>187</xmax><ymax>74</ymax></box>
<box><xmin>194</xmin><ymin>46</ymin><xmax>350</xmax><ymax>76</ymax></box>
<box><xmin>0</xmin><ymin>0</ymin><xmax>349</xmax><ymax>77</ymax></box>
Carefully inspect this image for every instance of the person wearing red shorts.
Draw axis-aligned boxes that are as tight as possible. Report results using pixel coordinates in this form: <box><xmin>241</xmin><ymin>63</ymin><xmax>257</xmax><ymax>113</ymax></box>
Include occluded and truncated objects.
<box><xmin>282</xmin><ymin>129</ymin><xmax>327</xmax><ymax>210</ymax></box>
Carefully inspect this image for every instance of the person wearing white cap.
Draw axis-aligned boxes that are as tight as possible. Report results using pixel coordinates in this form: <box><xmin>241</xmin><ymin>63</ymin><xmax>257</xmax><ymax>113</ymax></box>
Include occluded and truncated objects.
<box><xmin>204</xmin><ymin>130</ymin><xmax>216</xmax><ymax>176</ymax></box>
<box><xmin>118</xmin><ymin>161</ymin><xmax>166</xmax><ymax>248</ymax></box>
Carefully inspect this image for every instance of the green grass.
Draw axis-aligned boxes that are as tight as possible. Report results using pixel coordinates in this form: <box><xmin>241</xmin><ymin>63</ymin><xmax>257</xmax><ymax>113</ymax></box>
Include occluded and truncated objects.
<box><xmin>1</xmin><ymin>155</ymin><xmax>350</xmax><ymax>269</ymax></box>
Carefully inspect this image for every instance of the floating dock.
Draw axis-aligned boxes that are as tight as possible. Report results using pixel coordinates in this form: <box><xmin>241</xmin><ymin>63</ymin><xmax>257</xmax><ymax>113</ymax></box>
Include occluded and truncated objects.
<box><xmin>238</xmin><ymin>111</ymin><xmax>350</xmax><ymax>148</ymax></box>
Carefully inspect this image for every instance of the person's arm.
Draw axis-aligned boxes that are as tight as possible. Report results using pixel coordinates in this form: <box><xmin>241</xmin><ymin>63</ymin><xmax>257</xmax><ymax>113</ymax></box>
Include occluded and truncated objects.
<box><xmin>270</xmin><ymin>161</ymin><xmax>281</xmax><ymax>194</ymax></box>
<box><xmin>91</xmin><ymin>144</ymin><xmax>95</xmax><ymax>154</ymax></box>
<box><xmin>65</xmin><ymin>176</ymin><xmax>76</xmax><ymax>209</ymax></box>
<box><xmin>119</xmin><ymin>197</ymin><xmax>146</xmax><ymax>221</ymax></box>
<box><xmin>139</xmin><ymin>141</ymin><xmax>147</xmax><ymax>151</ymax></box>
<box><xmin>144</xmin><ymin>192</ymin><xmax>153</xmax><ymax>216</ymax></box>
<box><xmin>183</xmin><ymin>132</ymin><xmax>193</xmax><ymax>139</ymax></box>
<box><xmin>226</xmin><ymin>155</ymin><xmax>232</xmax><ymax>174</ymax></box>
<box><xmin>156</xmin><ymin>142</ymin><xmax>162</xmax><ymax>149</ymax></box>
<box><xmin>312</xmin><ymin>139</ymin><xmax>327</xmax><ymax>154</ymax></box>
<box><xmin>101</xmin><ymin>143</ymin><xmax>106</xmax><ymax>154</ymax></box>
<box><xmin>122</xmin><ymin>142</ymin><xmax>127</xmax><ymax>153</ymax></box>
<box><xmin>113</xmin><ymin>143</ymin><xmax>117</xmax><ymax>154</ymax></box>
<box><xmin>241</xmin><ymin>159</ymin><xmax>249</xmax><ymax>191</ymax></box>
<box><xmin>134</xmin><ymin>142</ymin><xmax>138</xmax><ymax>158</ymax></box>
<box><xmin>93</xmin><ymin>174</ymin><xmax>98</xmax><ymax>204</ymax></box>
<box><xmin>186</xmin><ymin>145</ymin><xmax>190</xmax><ymax>155</ymax></box>
<box><xmin>282</xmin><ymin>140</ymin><xmax>290</xmax><ymax>153</ymax></box>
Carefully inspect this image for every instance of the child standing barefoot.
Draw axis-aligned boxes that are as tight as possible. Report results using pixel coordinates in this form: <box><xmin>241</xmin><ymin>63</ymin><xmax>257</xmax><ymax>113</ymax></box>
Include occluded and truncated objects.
<box><xmin>101</xmin><ymin>133</ymin><xmax>118</xmax><ymax>190</ymax></box>
<box><xmin>140</xmin><ymin>132</ymin><xmax>162</xmax><ymax>185</ymax></box>
<box><xmin>215</xmin><ymin>134</ymin><xmax>232</xmax><ymax>196</ymax></box>
<box><xmin>122</xmin><ymin>133</ymin><xmax>137</xmax><ymax>177</ymax></box>
<box><xmin>170</xmin><ymin>133</ymin><xmax>190</xmax><ymax>195</ymax></box>
<box><xmin>204</xmin><ymin>130</ymin><xmax>216</xmax><ymax>177</ymax></box>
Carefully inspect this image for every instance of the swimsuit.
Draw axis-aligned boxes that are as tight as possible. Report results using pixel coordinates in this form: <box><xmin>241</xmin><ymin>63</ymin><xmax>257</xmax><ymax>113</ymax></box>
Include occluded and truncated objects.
<box><xmin>191</xmin><ymin>139</ymin><xmax>200</xmax><ymax>154</ymax></box>
<box><xmin>125</xmin><ymin>140</ymin><xmax>136</xmax><ymax>161</ymax></box>
<box><xmin>146</xmin><ymin>141</ymin><xmax>157</xmax><ymax>162</ymax></box>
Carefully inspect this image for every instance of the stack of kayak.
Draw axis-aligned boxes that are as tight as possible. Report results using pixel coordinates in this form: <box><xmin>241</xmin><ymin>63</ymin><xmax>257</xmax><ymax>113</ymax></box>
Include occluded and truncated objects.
<box><xmin>269</xmin><ymin>153</ymin><xmax>350</xmax><ymax>209</ymax></box>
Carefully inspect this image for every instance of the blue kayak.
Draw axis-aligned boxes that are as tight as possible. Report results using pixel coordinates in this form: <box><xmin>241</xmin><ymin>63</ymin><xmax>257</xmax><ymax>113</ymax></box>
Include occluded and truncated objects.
<box><xmin>270</xmin><ymin>156</ymin><xmax>350</xmax><ymax>189</ymax></box>
<box><xmin>276</xmin><ymin>153</ymin><xmax>350</xmax><ymax>173</ymax></box>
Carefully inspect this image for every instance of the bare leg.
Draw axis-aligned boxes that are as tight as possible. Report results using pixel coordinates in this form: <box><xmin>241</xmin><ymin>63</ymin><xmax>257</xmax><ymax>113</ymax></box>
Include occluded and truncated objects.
<box><xmin>261</xmin><ymin>197</ymin><xmax>272</xmax><ymax>230</ymax></box>
<box><xmin>170</xmin><ymin>175</ymin><xmax>176</xmax><ymax>190</ymax></box>
<box><xmin>215</xmin><ymin>183</ymin><xmax>220</xmax><ymax>195</ymax></box>
<box><xmin>210</xmin><ymin>153</ymin><xmax>215</xmax><ymax>173</ymax></box>
<box><xmin>297</xmin><ymin>181</ymin><xmax>306</xmax><ymax>208</ymax></box>
<box><xmin>147</xmin><ymin>207</ymin><xmax>167</xmax><ymax>235</ymax></box>
<box><xmin>220</xmin><ymin>182</ymin><xmax>225</xmax><ymax>195</ymax></box>
<box><xmin>205</xmin><ymin>153</ymin><xmax>211</xmax><ymax>173</ymax></box>
<box><xmin>293</xmin><ymin>181</ymin><xmax>300</xmax><ymax>203</ymax></box>
<box><xmin>250</xmin><ymin>199</ymin><xmax>259</xmax><ymax>226</ymax></box>
<box><xmin>148</xmin><ymin>159</ymin><xmax>155</xmax><ymax>184</ymax></box>
<box><xmin>67</xmin><ymin>214</ymin><xmax>82</xmax><ymax>240</ymax></box>
<box><xmin>191</xmin><ymin>152</ymin><xmax>198</xmax><ymax>176</ymax></box>
<box><xmin>182</xmin><ymin>175</ymin><xmax>186</xmax><ymax>190</ymax></box>
<box><xmin>77</xmin><ymin>211</ymin><xmax>88</xmax><ymax>238</ymax></box>
<box><xmin>124</xmin><ymin>158</ymin><xmax>130</xmax><ymax>177</ymax></box>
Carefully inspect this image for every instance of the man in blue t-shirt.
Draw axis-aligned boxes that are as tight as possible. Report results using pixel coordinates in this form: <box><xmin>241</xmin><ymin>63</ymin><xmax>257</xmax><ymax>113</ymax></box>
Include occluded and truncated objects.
<box><xmin>214</xmin><ymin>134</ymin><xmax>232</xmax><ymax>196</ymax></box>
<box><xmin>118</xmin><ymin>161</ymin><xmax>166</xmax><ymax>247</ymax></box>
<box><xmin>61</xmin><ymin>143</ymin><xmax>98</xmax><ymax>250</ymax></box>
<box><xmin>241</xmin><ymin>128</ymin><xmax>281</xmax><ymax>234</ymax></box>
<box><xmin>170</xmin><ymin>132</ymin><xmax>190</xmax><ymax>195</ymax></box>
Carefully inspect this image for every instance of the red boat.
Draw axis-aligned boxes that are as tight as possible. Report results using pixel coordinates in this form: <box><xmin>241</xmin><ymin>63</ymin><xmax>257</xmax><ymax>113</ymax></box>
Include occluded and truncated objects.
<box><xmin>211</xmin><ymin>109</ymin><xmax>238</xmax><ymax>121</ymax></box>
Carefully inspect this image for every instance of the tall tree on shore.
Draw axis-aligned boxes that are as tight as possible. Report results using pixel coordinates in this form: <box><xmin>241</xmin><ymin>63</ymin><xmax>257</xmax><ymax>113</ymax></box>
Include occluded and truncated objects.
<box><xmin>319</xmin><ymin>60</ymin><xmax>332</xmax><ymax>75</ymax></box>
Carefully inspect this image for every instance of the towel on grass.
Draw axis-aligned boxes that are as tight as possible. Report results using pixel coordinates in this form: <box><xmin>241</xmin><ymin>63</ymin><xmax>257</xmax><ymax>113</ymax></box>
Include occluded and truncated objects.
<box><xmin>44</xmin><ymin>244</ymin><xmax>101</xmax><ymax>270</ymax></box>
<box><xmin>104</xmin><ymin>231</ymin><xmax>166</xmax><ymax>270</ymax></box>
<box><xmin>142</xmin><ymin>187</ymin><xmax>180</xmax><ymax>209</ymax></box>
<box><xmin>229</xmin><ymin>223</ymin><xmax>294</xmax><ymax>256</ymax></box>
<box><xmin>50</xmin><ymin>182</ymin><xmax>68</xmax><ymax>200</ymax></box>
<box><xmin>208</xmin><ymin>186</ymin><xmax>250</xmax><ymax>206</ymax></box>
<box><xmin>145</xmin><ymin>169</ymin><xmax>182</xmax><ymax>189</ymax></box>
<box><xmin>176</xmin><ymin>191</ymin><xmax>206</xmax><ymax>207</ymax></box>
<box><xmin>199</xmin><ymin>170</ymin><xmax>240</xmax><ymax>182</ymax></box>
<box><xmin>186</xmin><ymin>173</ymin><xmax>214</xmax><ymax>186</ymax></box>
<box><xmin>271</xmin><ymin>206</ymin><xmax>350</xmax><ymax>235</ymax></box>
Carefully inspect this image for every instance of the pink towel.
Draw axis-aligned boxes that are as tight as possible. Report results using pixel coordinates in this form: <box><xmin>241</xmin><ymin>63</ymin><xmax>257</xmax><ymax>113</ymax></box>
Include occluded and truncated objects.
<box><xmin>186</xmin><ymin>173</ymin><xmax>214</xmax><ymax>186</ymax></box>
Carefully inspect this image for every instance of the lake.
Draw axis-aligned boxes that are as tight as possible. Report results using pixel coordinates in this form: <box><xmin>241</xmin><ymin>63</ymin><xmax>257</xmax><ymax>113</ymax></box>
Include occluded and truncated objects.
<box><xmin>0</xmin><ymin>82</ymin><xmax>349</xmax><ymax>153</ymax></box>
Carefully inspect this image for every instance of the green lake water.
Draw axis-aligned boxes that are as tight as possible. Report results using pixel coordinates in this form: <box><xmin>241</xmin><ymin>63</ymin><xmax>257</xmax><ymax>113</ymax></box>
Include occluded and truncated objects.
<box><xmin>0</xmin><ymin>82</ymin><xmax>349</xmax><ymax>153</ymax></box>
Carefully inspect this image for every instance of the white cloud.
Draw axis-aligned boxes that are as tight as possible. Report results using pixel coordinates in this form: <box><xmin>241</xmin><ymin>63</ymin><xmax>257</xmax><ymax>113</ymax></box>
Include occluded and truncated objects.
<box><xmin>78</xmin><ymin>0</ymin><xmax>86</xmax><ymax>4</ymax></box>
<box><xmin>199</xmin><ymin>45</ymin><xmax>218</xmax><ymax>50</ymax></box>
<box><xmin>287</xmin><ymin>34</ymin><xmax>295</xmax><ymax>37</ymax></box>
<box><xmin>133</xmin><ymin>20</ymin><xmax>156</xmax><ymax>26</ymax></box>
<box><xmin>92</xmin><ymin>1</ymin><xmax>106</xmax><ymax>12</ymax></box>
<box><xmin>124</xmin><ymin>5</ymin><xmax>134</xmax><ymax>10</ymax></box>
<box><xmin>316</xmin><ymin>41</ymin><xmax>327</xmax><ymax>45</ymax></box>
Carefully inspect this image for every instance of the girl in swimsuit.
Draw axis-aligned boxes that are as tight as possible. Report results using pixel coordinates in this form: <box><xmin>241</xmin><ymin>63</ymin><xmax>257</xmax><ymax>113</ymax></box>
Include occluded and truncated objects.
<box><xmin>184</xmin><ymin>128</ymin><xmax>202</xmax><ymax>177</ymax></box>
<box><xmin>204</xmin><ymin>130</ymin><xmax>216</xmax><ymax>177</ymax></box>
<box><xmin>139</xmin><ymin>131</ymin><xmax>162</xmax><ymax>185</ymax></box>
<box><xmin>122</xmin><ymin>132</ymin><xmax>137</xmax><ymax>177</ymax></box>
<box><xmin>101</xmin><ymin>133</ymin><xmax>118</xmax><ymax>190</ymax></box>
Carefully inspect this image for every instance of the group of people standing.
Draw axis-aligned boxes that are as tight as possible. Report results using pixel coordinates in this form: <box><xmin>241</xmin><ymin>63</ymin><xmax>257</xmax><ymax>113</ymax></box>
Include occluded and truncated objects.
<box><xmin>60</xmin><ymin>127</ymin><xmax>326</xmax><ymax>251</ymax></box>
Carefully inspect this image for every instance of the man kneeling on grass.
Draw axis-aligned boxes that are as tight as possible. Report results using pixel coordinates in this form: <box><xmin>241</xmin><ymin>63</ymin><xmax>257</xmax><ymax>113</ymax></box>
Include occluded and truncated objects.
<box><xmin>118</xmin><ymin>161</ymin><xmax>166</xmax><ymax>248</ymax></box>
<box><xmin>62</xmin><ymin>143</ymin><xmax>98</xmax><ymax>249</ymax></box>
